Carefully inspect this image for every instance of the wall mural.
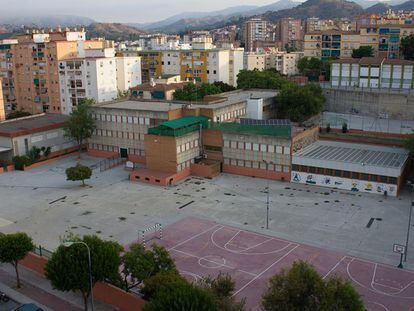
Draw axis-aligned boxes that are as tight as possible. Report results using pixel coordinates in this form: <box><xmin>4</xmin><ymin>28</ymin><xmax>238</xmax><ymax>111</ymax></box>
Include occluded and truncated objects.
<box><xmin>291</xmin><ymin>171</ymin><xmax>397</xmax><ymax>196</ymax></box>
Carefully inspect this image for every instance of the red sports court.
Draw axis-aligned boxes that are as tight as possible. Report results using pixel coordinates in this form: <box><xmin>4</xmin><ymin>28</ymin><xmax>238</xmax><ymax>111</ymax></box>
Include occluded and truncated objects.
<box><xmin>143</xmin><ymin>217</ymin><xmax>414</xmax><ymax>310</ymax></box>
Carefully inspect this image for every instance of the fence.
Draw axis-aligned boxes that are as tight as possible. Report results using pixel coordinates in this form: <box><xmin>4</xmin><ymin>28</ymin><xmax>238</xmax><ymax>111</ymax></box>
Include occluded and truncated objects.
<box><xmin>33</xmin><ymin>245</ymin><xmax>53</xmax><ymax>259</ymax></box>
<box><xmin>89</xmin><ymin>155</ymin><xmax>126</xmax><ymax>172</ymax></box>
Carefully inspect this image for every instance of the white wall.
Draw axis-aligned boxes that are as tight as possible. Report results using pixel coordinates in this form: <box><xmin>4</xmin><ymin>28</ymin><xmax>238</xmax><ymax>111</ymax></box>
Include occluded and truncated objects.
<box><xmin>116</xmin><ymin>56</ymin><xmax>142</xmax><ymax>91</ymax></box>
<box><xmin>291</xmin><ymin>171</ymin><xmax>397</xmax><ymax>196</ymax></box>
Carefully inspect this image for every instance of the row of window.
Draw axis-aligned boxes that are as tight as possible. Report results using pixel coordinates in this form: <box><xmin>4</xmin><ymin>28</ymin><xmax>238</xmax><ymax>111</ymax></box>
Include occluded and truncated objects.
<box><xmin>224</xmin><ymin>140</ymin><xmax>290</xmax><ymax>155</ymax></box>
<box><xmin>177</xmin><ymin>158</ymin><xmax>195</xmax><ymax>172</ymax></box>
<box><xmin>177</xmin><ymin>139</ymin><xmax>199</xmax><ymax>154</ymax></box>
<box><xmin>92</xmin><ymin>113</ymin><xmax>163</xmax><ymax>126</ymax></box>
<box><xmin>89</xmin><ymin>143</ymin><xmax>145</xmax><ymax>156</ymax></box>
<box><xmin>216</xmin><ymin>108</ymin><xmax>246</xmax><ymax>122</ymax></box>
<box><xmin>224</xmin><ymin>158</ymin><xmax>290</xmax><ymax>172</ymax></box>
<box><xmin>93</xmin><ymin>129</ymin><xmax>145</xmax><ymax>141</ymax></box>
<box><xmin>291</xmin><ymin>165</ymin><xmax>398</xmax><ymax>185</ymax></box>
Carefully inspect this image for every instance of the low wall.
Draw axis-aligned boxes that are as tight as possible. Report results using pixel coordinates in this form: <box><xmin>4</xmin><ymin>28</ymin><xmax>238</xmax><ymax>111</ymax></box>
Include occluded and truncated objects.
<box><xmin>191</xmin><ymin>162</ymin><xmax>221</xmax><ymax>178</ymax></box>
<box><xmin>23</xmin><ymin>151</ymin><xmax>75</xmax><ymax>171</ymax></box>
<box><xmin>19</xmin><ymin>252</ymin><xmax>145</xmax><ymax>311</ymax></box>
<box><xmin>223</xmin><ymin>165</ymin><xmax>290</xmax><ymax>181</ymax></box>
<box><xmin>87</xmin><ymin>148</ymin><xmax>118</xmax><ymax>159</ymax></box>
<box><xmin>130</xmin><ymin>168</ymin><xmax>190</xmax><ymax>186</ymax></box>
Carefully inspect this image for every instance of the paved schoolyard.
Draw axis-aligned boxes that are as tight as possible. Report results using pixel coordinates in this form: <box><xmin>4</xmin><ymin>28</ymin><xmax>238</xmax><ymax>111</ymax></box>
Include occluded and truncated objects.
<box><xmin>0</xmin><ymin>153</ymin><xmax>412</xmax><ymax>275</ymax></box>
<box><xmin>149</xmin><ymin>216</ymin><xmax>414</xmax><ymax>311</ymax></box>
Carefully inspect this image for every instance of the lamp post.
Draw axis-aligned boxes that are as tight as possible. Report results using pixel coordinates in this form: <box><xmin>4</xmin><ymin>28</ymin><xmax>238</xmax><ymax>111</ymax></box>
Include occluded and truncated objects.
<box><xmin>263</xmin><ymin>160</ymin><xmax>274</xmax><ymax>230</ymax></box>
<box><xmin>63</xmin><ymin>241</ymin><xmax>94</xmax><ymax>311</ymax></box>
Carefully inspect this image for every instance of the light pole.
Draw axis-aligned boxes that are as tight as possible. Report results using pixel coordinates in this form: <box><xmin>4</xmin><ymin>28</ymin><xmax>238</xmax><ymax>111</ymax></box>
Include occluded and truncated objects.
<box><xmin>263</xmin><ymin>160</ymin><xmax>274</xmax><ymax>230</ymax></box>
<box><xmin>63</xmin><ymin>241</ymin><xmax>94</xmax><ymax>311</ymax></box>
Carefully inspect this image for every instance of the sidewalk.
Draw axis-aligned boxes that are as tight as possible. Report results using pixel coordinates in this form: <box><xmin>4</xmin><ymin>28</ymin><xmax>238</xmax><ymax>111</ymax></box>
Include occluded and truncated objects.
<box><xmin>0</xmin><ymin>264</ymin><xmax>115</xmax><ymax>311</ymax></box>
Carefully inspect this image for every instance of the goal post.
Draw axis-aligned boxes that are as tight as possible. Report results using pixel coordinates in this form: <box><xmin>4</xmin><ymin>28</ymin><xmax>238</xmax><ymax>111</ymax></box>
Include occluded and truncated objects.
<box><xmin>139</xmin><ymin>223</ymin><xmax>163</xmax><ymax>248</ymax></box>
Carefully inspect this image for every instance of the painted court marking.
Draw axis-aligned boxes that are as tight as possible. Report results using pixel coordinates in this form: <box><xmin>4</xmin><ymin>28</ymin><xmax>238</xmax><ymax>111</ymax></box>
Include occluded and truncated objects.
<box><xmin>157</xmin><ymin>218</ymin><xmax>414</xmax><ymax>310</ymax></box>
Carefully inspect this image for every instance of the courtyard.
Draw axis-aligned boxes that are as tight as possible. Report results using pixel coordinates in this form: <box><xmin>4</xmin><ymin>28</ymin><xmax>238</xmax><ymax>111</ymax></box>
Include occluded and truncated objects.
<box><xmin>0</xmin><ymin>153</ymin><xmax>412</xmax><ymax>271</ymax></box>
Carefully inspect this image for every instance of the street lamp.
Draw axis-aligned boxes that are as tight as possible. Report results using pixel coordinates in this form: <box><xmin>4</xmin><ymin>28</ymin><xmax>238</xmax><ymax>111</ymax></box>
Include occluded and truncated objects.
<box><xmin>263</xmin><ymin>160</ymin><xmax>274</xmax><ymax>230</ymax></box>
<box><xmin>62</xmin><ymin>241</ymin><xmax>94</xmax><ymax>311</ymax></box>
<box><xmin>404</xmin><ymin>182</ymin><xmax>414</xmax><ymax>263</ymax></box>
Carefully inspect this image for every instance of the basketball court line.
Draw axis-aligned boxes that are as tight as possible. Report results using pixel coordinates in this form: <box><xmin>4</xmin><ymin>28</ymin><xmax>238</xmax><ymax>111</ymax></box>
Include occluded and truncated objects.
<box><xmin>350</xmin><ymin>256</ymin><xmax>414</xmax><ymax>275</ymax></box>
<box><xmin>367</xmin><ymin>300</ymin><xmax>390</xmax><ymax>311</ymax></box>
<box><xmin>232</xmin><ymin>244</ymin><xmax>300</xmax><ymax>297</ymax></box>
<box><xmin>322</xmin><ymin>255</ymin><xmax>347</xmax><ymax>279</ymax></box>
<box><xmin>167</xmin><ymin>223</ymin><xmax>221</xmax><ymax>251</ymax></box>
<box><xmin>224</xmin><ymin>230</ymin><xmax>242</xmax><ymax>249</ymax></box>
<box><xmin>346</xmin><ymin>257</ymin><xmax>414</xmax><ymax>299</ymax></box>
<box><xmin>171</xmin><ymin>248</ymin><xmax>258</xmax><ymax>277</ymax></box>
<box><xmin>211</xmin><ymin>227</ymin><xmax>297</xmax><ymax>256</ymax></box>
<box><xmin>238</xmin><ymin>237</ymin><xmax>274</xmax><ymax>253</ymax></box>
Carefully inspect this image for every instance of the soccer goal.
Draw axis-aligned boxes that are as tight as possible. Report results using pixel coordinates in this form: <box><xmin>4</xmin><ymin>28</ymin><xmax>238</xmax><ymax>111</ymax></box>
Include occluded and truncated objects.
<box><xmin>139</xmin><ymin>223</ymin><xmax>163</xmax><ymax>248</ymax></box>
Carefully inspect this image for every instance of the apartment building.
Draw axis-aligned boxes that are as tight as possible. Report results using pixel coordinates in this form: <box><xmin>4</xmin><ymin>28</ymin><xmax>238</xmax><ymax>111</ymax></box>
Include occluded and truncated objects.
<box><xmin>277</xmin><ymin>18</ymin><xmax>302</xmax><ymax>50</ymax></box>
<box><xmin>244</xmin><ymin>50</ymin><xmax>303</xmax><ymax>76</ymax></box>
<box><xmin>137</xmin><ymin>48</ymin><xmax>243</xmax><ymax>87</ymax></box>
<box><xmin>12</xmin><ymin>30</ymin><xmax>106</xmax><ymax>115</ymax></box>
<box><xmin>0</xmin><ymin>84</ymin><xmax>4</xmax><ymax>121</ymax></box>
<box><xmin>0</xmin><ymin>39</ymin><xmax>18</xmax><ymax>112</ymax></box>
<box><xmin>304</xmin><ymin>31</ymin><xmax>360</xmax><ymax>60</ymax></box>
<box><xmin>243</xmin><ymin>18</ymin><xmax>268</xmax><ymax>52</ymax></box>
<box><xmin>59</xmin><ymin>48</ymin><xmax>141</xmax><ymax>114</ymax></box>
<box><xmin>304</xmin><ymin>24</ymin><xmax>414</xmax><ymax>60</ymax></box>
<box><xmin>330</xmin><ymin>57</ymin><xmax>414</xmax><ymax>89</ymax></box>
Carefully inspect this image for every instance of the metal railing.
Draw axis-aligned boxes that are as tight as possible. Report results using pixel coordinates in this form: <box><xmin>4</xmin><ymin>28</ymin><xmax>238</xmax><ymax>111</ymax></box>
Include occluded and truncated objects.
<box><xmin>94</xmin><ymin>155</ymin><xmax>126</xmax><ymax>172</ymax></box>
<box><xmin>33</xmin><ymin>245</ymin><xmax>53</xmax><ymax>259</ymax></box>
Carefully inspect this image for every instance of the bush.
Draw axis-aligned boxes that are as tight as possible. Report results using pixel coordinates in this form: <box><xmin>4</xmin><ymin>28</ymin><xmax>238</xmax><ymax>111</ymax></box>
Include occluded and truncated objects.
<box><xmin>342</xmin><ymin>122</ymin><xmax>348</xmax><ymax>133</ymax></box>
<box><xmin>326</xmin><ymin>123</ymin><xmax>331</xmax><ymax>133</ymax></box>
<box><xmin>141</xmin><ymin>271</ymin><xmax>186</xmax><ymax>299</ymax></box>
<box><xmin>27</xmin><ymin>146</ymin><xmax>41</xmax><ymax>163</ymax></box>
<box><xmin>12</xmin><ymin>155</ymin><xmax>33</xmax><ymax>170</ymax></box>
<box><xmin>66</xmin><ymin>164</ymin><xmax>92</xmax><ymax>186</ymax></box>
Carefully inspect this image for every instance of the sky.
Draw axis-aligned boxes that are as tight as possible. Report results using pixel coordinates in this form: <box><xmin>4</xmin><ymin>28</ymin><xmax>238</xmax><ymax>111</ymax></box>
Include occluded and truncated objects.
<box><xmin>1</xmin><ymin>0</ymin><xmax>284</xmax><ymax>23</ymax></box>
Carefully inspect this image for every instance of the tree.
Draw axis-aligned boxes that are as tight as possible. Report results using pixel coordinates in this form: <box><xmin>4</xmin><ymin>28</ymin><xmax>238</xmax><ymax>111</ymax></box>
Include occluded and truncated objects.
<box><xmin>213</xmin><ymin>81</ymin><xmax>236</xmax><ymax>92</ymax></box>
<box><xmin>199</xmin><ymin>273</ymin><xmax>245</xmax><ymax>311</ymax></box>
<box><xmin>122</xmin><ymin>243</ymin><xmax>176</xmax><ymax>289</ymax></box>
<box><xmin>276</xmin><ymin>83</ymin><xmax>325</xmax><ymax>122</ymax></box>
<box><xmin>323</xmin><ymin>276</ymin><xmax>365</xmax><ymax>311</ymax></box>
<box><xmin>143</xmin><ymin>280</ymin><xmax>217</xmax><ymax>311</ymax></box>
<box><xmin>0</xmin><ymin>233</ymin><xmax>34</xmax><ymax>288</ymax></box>
<box><xmin>141</xmin><ymin>271</ymin><xmax>186</xmax><ymax>299</ymax></box>
<box><xmin>66</xmin><ymin>164</ymin><xmax>92</xmax><ymax>186</ymax></box>
<box><xmin>45</xmin><ymin>235</ymin><xmax>122</xmax><ymax>311</ymax></box>
<box><xmin>6</xmin><ymin>110</ymin><xmax>31</xmax><ymax>120</ymax></box>
<box><xmin>297</xmin><ymin>57</ymin><xmax>324</xmax><ymax>81</ymax></box>
<box><xmin>236</xmin><ymin>69</ymin><xmax>289</xmax><ymax>90</ymax></box>
<box><xmin>401</xmin><ymin>34</ymin><xmax>414</xmax><ymax>60</ymax></box>
<box><xmin>173</xmin><ymin>83</ymin><xmax>222</xmax><ymax>101</ymax></box>
<box><xmin>262</xmin><ymin>261</ymin><xmax>364</xmax><ymax>311</ymax></box>
<box><xmin>63</xmin><ymin>98</ymin><xmax>96</xmax><ymax>155</ymax></box>
<box><xmin>404</xmin><ymin>135</ymin><xmax>414</xmax><ymax>158</ymax></box>
<box><xmin>352</xmin><ymin>46</ymin><xmax>374</xmax><ymax>58</ymax></box>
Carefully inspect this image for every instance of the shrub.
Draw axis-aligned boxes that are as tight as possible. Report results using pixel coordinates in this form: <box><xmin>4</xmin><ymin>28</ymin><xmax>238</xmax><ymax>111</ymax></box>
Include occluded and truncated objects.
<box><xmin>12</xmin><ymin>155</ymin><xmax>33</xmax><ymax>170</ymax></box>
<box><xmin>342</xmin><ymin>122</ymin><xmax>348</xmax><ymax>133</ymax></box>
<box><xmin>66</xmin><ymin>164</ymin><xmax>92</xmax><ymax>186</ymax></box>
<box><xmin>326</xmin><ymin>123</ymin><xmax>331</xmax><ymax>133</ymax></box>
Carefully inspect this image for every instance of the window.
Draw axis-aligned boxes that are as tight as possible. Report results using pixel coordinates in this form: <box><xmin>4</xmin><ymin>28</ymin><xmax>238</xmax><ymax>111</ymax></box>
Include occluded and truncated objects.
<box><xmin>309</xmin><ymin>167</ymin><xmax>316</xmax><ymax>173</ymax></box>
<box><xmin>335</xmin><ymin>170</ymin><xmax>341</xmax><ymax>177</ymax></box>
<box><xmin>224</xmin><ymin>141</ymin><xmax>230</xmax><ymax>148</ymax></box>
<box><xmin>283</xmin><ymin>147</ymin><xmax>290</xmax><ymax>155</ymax></box>
<box><xmin>253</xmin><ymin>143</ymin><xmax>259</xmax><ymax>151</ymax></box>
<box><xmin>276</xmin><ymin>146</ymin><xmax>283</xmax><ymax>153</ymax></box>
<box><xmin>268</xmin><ymin>145</ymin><xmax>275</xmax><ymax>153</ymax></box>
<box><xmin>231</xmin><ymin>141</ymin><xmax>237</xmax><ymax>149</ymax></box>
<box><xmin>283</xmin><ymin>166</ymin><xmax>290</xmax><ymax>173</ymax></box>
<box><xmin>342</xmin><ymin>171</ymin><xmax>350</xmax><ymax>178</ymax></box>
<box><xmin>245</xmin><ymin>142</ymin><xmax>251</xmax><ymax>150</ymax></box>
<box><xmin>361</xmin><ymin>173</ymin><xmax>369</xmax><ymax>181</ymax></box>
<box><xmin>238</xmin><ymin>142</ymin><xmax>244</xmax><ymax>149</ymax></box>
<box><xmin>352</xmin><ymin>172</ymin><xmax>359</xmax><ymax>179</ymax></box>
<box><xmin>275</xmin><ymin>165</ymin><xmax>282</xmax><ymax>172</ymax></box>
<box><xmin>260</xmin><ymin>144</ymin><xmax>267</xmax><ymax>152</ymax></box>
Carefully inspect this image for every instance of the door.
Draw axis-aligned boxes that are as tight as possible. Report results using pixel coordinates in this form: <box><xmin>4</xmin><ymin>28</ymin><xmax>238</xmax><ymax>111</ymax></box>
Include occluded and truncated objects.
<box><xmin>120</xmin><ymin>148</ymin><xmax>128</xmax><ymax>158</ymax></box>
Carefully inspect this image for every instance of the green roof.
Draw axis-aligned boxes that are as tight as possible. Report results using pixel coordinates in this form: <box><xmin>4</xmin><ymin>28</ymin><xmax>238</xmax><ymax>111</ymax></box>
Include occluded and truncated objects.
<box><xmin>158</xmin><ymin>116</ymin><xmax>209</xmax><ymax>130</ymax></box>
<box><xmin>148</xmin><ymin>116</ymin><xmax>209</xmax><ymax>137</ymax></box>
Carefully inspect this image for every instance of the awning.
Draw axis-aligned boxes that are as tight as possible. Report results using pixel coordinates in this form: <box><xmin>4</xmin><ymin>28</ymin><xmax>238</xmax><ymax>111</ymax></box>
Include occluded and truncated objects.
<box><xmin>0</xmin><ymin>147</ymin><xmax>12</xmax><ymax>153</ymax></box>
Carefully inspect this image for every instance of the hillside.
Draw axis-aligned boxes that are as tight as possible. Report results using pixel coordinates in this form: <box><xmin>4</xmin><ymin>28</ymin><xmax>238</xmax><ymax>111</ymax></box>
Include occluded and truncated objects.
<box><xmin>262</xmin><ymin>0</ymin><xmax>364</xmax><ymax>22</ymax></box>
<box><xmin>144</xmin><ymin>0</ymin><xmax>298</xmax><ymax>33</ymax></box>
<box><xmin>365</xmin><ymin>0</ymin><xmax>414</xmax><ymax>13</ymax></box>
<box><xmin>86</xmin><ymin>23</ymin><xmax>146</xmax><ymax>40</ymax></box>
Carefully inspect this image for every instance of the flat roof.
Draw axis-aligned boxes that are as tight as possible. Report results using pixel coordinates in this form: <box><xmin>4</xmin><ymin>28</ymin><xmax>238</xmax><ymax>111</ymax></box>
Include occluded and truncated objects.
<box><xmin>193</xmin><ymin>89</ymin><xmax>278</xmax><ymax>109</ymax></box>
<box><xmin>293</xmin><ymin>140</ymin><xmax>408</xmax><ymax>177</ymax></box>
<box><xmin>94</xmin><ymin>100</ymin><xmax>183</xmax><ymax>112</ymax></box>
<box><xmin>0</xmin><ymin>114</ymin><xmax>69</xmax><ymax>138</ymax></box>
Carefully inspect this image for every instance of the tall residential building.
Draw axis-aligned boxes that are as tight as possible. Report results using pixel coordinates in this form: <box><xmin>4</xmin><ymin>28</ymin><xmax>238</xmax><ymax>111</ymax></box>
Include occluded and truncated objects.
<box><xmin>0</xmin><ymin>39</ymin><xmax>18</xmax><ymax>112</ymax></box>
<box><xmin>136</xmin><ymin>48</ymin><xmax>244</xmax><ymax>87</ymax></box>
<box><xmin>0</xmin><ymin>82</ymin><xmax>5</xmax><ymax>121</ymax></box>
<box><xmin>12</xmin><ymin>30</ymin><xmax>105</xmax><ymax>115</ymax></box>
<box><xmin>278</xmin><ymin>18</ymin><xmax>302</xmax><ymax>50</ymax></box>
<box><xmin>304</xmin><ymin>24</ymin><xmax>414</xmax><ymax>60</ymax></box>
<box><xmin>59</xmin><ymin>48</ymin><xmax>141</xmax><ymax>114</ymax></box>
<box><xmin>330</xmin><ymin>57</ymin><xmax>414</xmax><ymax>89</ymax></box>
<box><xmin>244</xmin><ymin>49</ymin><xmax>303</xmax><ymax>76</ymax></box>
<box><xmin>243</xmin><ymin>18</ymin><xmax>267</xmax><ymax>52</ymax></box>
